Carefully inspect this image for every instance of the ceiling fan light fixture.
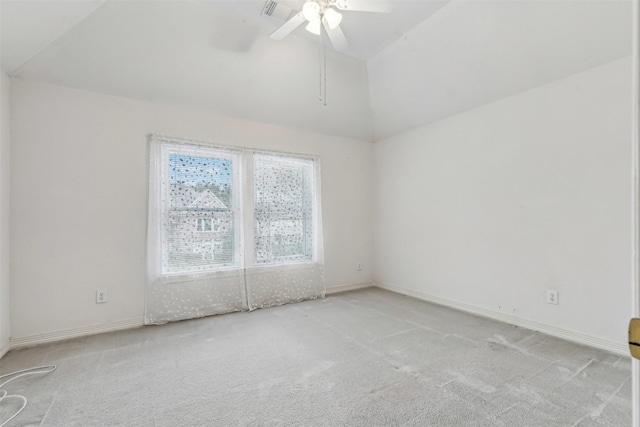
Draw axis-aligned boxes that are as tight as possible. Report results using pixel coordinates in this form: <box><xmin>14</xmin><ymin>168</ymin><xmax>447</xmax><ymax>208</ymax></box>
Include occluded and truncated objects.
<box><xmin>323</xmin><ymin>8</ymin><xmax>342</xmax><ymax>29</ymax></box>
<box><xmin>302</xmin><ymin>1</ymin><xmax>321</xmax><ymax>22</ymax></box>
<box><xmin>305</xmin><ymin>19</ymin><xmax>321</xmax><ymax>35</ymax></box>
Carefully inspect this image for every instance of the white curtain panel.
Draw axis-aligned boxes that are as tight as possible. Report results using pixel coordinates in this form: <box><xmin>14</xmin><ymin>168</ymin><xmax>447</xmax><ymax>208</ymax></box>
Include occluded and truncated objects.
<box><xmin>246</xmin><ymin>153</ymin><xmax>325</xmax><ymax>309</ymax></box>
<box><xmin>145</xmin><ymin>136</ymin><xmax>325</xmax><ymax>324</ymax></box>
<box><xmin>245</xmin><ymin>263</ymin><xmax>325</xmax><ymax>310</ymax></box>
<box><xmin>146</xmin><ymin>270</ymin><xmax>246</xmax><ymax>324</ymax></box>
<box><xmin>146</xmin><ymin>138</ymin><xmax>246</xmax><ymax>324</ymax></box>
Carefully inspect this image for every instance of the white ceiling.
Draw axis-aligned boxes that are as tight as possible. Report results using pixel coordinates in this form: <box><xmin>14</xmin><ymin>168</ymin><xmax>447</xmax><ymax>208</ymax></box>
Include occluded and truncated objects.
<box><xmin>0</xmin><ymin>0</ymin><xmax>449</xmax><ymax>74</ymax></box>
<box><xmin>368</xmin><ymin>0</ymin><xmax>633</xmax><ymax>140</ymax></box>
<box><xmin>219</xmin><ymin>0</ymin><xmax>450</xmax><ymax>61</ymax></box>
<box><xmin>0</xmin><ymin>0</ymin><xmax>633</xmax><ymax>141</ymax></box>
<box><xmin>0</xmin><ymin>0</ymin><xmax>107</xmax><ymax>75</ymax></box>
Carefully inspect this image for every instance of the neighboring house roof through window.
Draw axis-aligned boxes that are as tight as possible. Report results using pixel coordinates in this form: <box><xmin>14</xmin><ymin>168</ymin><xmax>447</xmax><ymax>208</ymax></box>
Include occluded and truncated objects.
<box><xmin>189</xmin><ymin>189</ymin><xmax>227</xmax><ymax>209</ymax></box>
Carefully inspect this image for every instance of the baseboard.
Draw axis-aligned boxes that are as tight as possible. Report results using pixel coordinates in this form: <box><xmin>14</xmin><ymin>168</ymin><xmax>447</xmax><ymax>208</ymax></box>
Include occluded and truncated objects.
<box><xmin>326</xmin><ymin>282</ymin><xmax>374</xmax><ymax>295</ymax></box>
<box><xmin>10</xmin><ymin>317</ymin><xmax>145</xmax><ymax>350</ymax></box>
<box><xmin>0</xmin><ymin>339</ymin><xmax>10</xmax><ymax>359</ymax></box>
<box><xmin>375</xmin><ymin>282</ymin><xmax>629</xmax><ymax>356</ymax></box>
<box><xmin>8</xmin><ymin>286</ymin><xmax>371</xmax><ymax>349</ymax></box>
<box><xmin>8</xmin><ymin>284</ymin><xmax>625</xmax><ymax>356</ymax></box>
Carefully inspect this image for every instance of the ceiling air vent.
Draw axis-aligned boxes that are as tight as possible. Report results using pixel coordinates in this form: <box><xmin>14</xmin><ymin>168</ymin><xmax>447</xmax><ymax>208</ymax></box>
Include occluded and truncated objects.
<box><xmin>261</xmin><ymin>0</ymin><xmax>293</xmax><ymax>22</ymax></box>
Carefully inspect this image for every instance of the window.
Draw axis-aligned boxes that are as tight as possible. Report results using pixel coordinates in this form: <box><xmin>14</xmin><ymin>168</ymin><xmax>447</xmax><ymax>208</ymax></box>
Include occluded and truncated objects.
<box><xmin>254</xmin><ymin>154</ymin><xmax>315</xmax><ymax>264</ymax></box>
<box><xmin>196</xmin><ymin>218</ymin><xmax>212</xmax><ymax>232</ymax></box>
<box><xmin>192</xmin><ymin>239</ymin><xmax>214</xmax><ymax>260</ymax></box>
<box><xmin>156</xmin><ymin>140</ymin><xmax>318</xmax><ymax>276</ymax></box>
<box><xmin>147</xmin><ymin>136</ymin><xmax>324</xmax><ymax>324</ymax></box>
<box><xmin>161</xmin><ymin>144</ymin><xmax>240</xmax><ymax>274</ymax></box>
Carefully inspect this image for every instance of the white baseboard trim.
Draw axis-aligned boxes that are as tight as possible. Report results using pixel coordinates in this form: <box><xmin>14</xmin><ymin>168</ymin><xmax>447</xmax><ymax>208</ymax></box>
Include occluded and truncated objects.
<box><xmin>376</xmin><ymin>282</ymin><xmax>629</xmax><ymax>356</ymax></box>
<box><xmin>10</xmin><ymin>317</ymin><xmax>145</xmax><ymax>350</ymax></box>
<box><xmin>326</xmin><ymin>282</ymin><xmax>374</xmax><ymax>295</ymax></box>
<box><xmin>0</xmin><ymin>340</ymin><xmax>10</xmax><ymax>359</ymax></box>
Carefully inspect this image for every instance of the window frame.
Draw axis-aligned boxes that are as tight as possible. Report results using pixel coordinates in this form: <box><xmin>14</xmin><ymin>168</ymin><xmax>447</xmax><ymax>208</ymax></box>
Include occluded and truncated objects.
<box><xmin>159</xmin><ymin>142</ymin><xmax>243</xmax><ymax>276</ymax></box>
<box><xmin>252</xmin><ymin>152</ymin><xmax>316</xmax><ymax>266</ymax></box>
<box><xmin>153</xmin><ymin>136</ymin><xmax>320</xmax><ymax>278</ymax></box>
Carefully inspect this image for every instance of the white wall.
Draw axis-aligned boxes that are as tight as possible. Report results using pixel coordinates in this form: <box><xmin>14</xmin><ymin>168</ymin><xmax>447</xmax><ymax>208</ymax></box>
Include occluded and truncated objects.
<box><xmin>10</xmin><ymin>79</ymin><xmax>373</xmax><ymax>340</ymax></box>
<box><xmin>0</xmin><ymin>70</ymin><xmax>10</xmax><ymax>356</ymax></box>
<box><xmin>374</xmin><ymin>57</ymin><xmax>632</xmax><ymax>348</ymax></box>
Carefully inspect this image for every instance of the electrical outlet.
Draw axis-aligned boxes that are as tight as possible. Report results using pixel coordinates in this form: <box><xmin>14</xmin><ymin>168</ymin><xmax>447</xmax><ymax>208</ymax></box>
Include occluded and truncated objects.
<box><xmin>96</xmin><ymin>289</ymin><xmax>107</xmax><ymax>304</ymax></box>
<box><xmin>356</xmin><ymin>263</ymin><xmax>362</xmax><ymax>271</ymax></box>
<box><xmin>546</xmin><ymin>290</ymin><xmax>558</xmax><ymax>305</ymax></box>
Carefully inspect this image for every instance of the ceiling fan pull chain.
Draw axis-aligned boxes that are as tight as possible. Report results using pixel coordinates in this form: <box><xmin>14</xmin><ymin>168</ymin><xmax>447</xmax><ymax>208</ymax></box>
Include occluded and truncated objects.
<box><xmin>323</xmin><ymin>36</ymin><xmax>327</xmax><ymax>106</ymax></box>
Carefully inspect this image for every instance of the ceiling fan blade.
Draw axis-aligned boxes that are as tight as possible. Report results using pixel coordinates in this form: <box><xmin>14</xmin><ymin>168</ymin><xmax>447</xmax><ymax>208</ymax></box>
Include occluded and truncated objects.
<box><xmin>269</xmin><ymin>11</ymin><xmax>306</xmax><ymax>40</ymax></box>
<box><xmin>322</xmin><ymin>20</ymin><xmax>348</xmax><ymax>51</ymax></box>
<box><xmin>334</xmin><ymin>0</ymin><xmax>392</xmax><ymax>13</ymax></box>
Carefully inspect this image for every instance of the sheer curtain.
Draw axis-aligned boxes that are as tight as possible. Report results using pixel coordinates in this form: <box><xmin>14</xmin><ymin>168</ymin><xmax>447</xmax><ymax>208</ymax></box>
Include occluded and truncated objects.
<box><xmin>146</xmin><ymin>137</ymin><xmax>246</xmax><ymax>324</ymax></box>
<box><xmin>146</xmin><ymin>136</ymin><xmax>324</xmax><ymax>324</ymax></box>
<box><xmin>244</xmin><ymin>153</ymin><xmax>325</xmax><ymax>309</ymax></box>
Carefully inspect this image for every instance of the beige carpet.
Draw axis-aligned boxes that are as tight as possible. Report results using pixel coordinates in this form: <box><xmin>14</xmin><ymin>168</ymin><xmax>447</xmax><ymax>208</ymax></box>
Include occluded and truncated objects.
<box><xmin>0</xmin><ymin>288</ymin><xmax>631</xmax><ymax>426</ymax></box>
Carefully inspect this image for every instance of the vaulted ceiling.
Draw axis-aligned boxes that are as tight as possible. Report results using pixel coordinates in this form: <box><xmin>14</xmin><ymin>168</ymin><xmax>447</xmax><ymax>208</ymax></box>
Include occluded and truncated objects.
<box><xmin>0</xmin><ymin>0</ymin><xmax>633</xmax><ymax>141</ymax></box>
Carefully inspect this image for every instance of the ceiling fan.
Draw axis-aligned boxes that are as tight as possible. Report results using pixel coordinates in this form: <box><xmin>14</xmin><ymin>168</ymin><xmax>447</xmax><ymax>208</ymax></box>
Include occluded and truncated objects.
<box><xmin>269</xmin><ymin>0</ymin><xmax>392</xmax><ymax>51</ymax></box>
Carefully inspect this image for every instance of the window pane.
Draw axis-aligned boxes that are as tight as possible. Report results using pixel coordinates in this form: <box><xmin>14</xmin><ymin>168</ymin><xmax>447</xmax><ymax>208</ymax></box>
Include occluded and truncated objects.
<box><xmin>162</xmin><ymin>147</ymin><xmax>238</xmax><ymax>273</ymax></box>
<box><xmin>254</xmin><ymin>154</ymin><xmax>314</xmax><ymax>264</ymax></box>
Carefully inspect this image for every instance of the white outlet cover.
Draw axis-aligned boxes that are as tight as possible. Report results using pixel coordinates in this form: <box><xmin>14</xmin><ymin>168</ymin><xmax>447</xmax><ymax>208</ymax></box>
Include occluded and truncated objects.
<box><xmin>546</xmin><ymin>290</ymin><xmax>559</xmax><ymax>305</ymax></box>
<box><xmin>96</xmin><ymin>290</ymin><xmax>107</xmax><ymax>304</ymax></box>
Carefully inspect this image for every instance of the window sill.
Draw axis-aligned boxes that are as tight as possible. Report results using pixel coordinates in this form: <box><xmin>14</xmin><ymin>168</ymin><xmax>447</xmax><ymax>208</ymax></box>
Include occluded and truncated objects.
<box><xmin>158</xmin><ymin>261</ymin><xmax>321</xmax><ymax>284</ymax></box>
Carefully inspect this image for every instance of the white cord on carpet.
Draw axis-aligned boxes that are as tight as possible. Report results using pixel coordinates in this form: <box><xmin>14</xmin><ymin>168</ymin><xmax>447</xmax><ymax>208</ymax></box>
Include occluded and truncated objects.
<box><xmin>0</xmin><ymin>365</ymin><xmax>56</xmax><ymax>427</ymax></box>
